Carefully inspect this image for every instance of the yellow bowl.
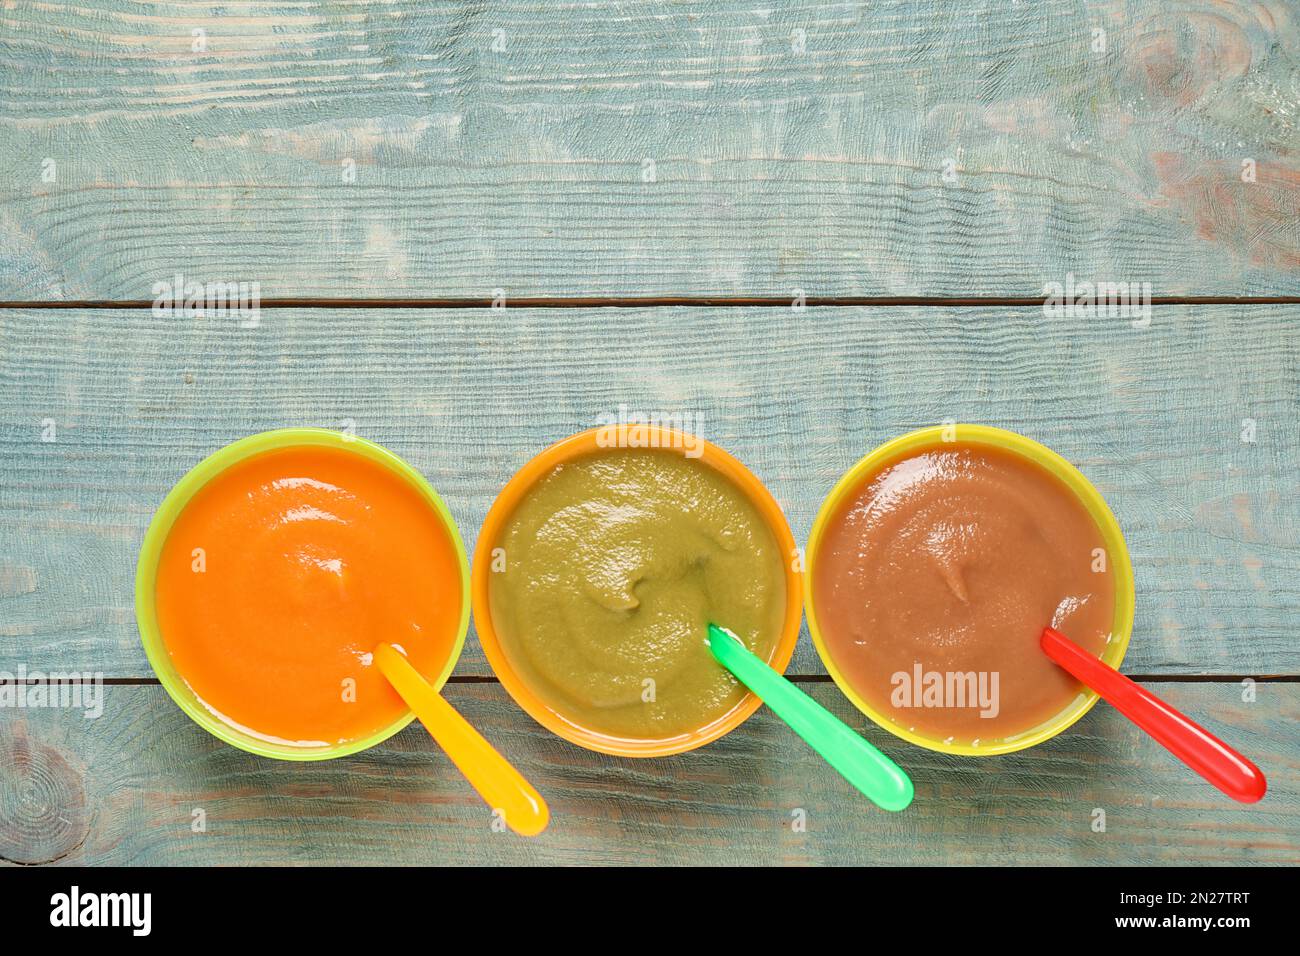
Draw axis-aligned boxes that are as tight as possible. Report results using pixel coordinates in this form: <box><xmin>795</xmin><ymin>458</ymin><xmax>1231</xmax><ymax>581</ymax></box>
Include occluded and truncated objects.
<box><xmin>805</xmin><ymin>424</ymin><xmax>1135</xmax><ymax>756</ymax></box>
<box><xmin>134</xmin><ymin>428</ymin><xmax>471</xmax><ymax>761</ymax></box>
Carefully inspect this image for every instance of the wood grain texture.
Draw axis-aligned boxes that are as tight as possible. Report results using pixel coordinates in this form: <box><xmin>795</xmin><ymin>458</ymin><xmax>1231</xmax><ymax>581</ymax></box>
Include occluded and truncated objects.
<box><xmin>1</xmin><ymin>1</ymin><xmax>1298</xmax><ymax>299</ymax></box>
<box><xmin>1</xmin><ymin>306</ymin><xmax>1296</xmax><ymax>677</ymax></box>
<box><xmin>0</xmin><ymin>681</ymin><xmax>1293</xmax><ymax>866</ymax></box>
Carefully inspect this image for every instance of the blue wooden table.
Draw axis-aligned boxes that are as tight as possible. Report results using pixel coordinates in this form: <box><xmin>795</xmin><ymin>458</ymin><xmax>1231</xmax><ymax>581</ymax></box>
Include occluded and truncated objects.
<box><xmin>0</xmin><ymin>1</ymin><xmax>1296</xmax><ymax>865</ymax></box>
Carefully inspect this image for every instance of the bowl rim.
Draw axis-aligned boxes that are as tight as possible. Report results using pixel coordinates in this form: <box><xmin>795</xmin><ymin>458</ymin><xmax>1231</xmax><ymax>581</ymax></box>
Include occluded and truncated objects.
<box><xmin>804</xmin><ymin>424</ymin><xmax>1136</xmax><ymax>757</ymax></box>
<box><xmin>471</xmin><ymin>425</ymin><xmax>804</xmax><ymax>757</ymax></box>
<box><xmin>134</xmin><ymin>427</ymin><xmax>471</xmax><ymax>761</ymax></box>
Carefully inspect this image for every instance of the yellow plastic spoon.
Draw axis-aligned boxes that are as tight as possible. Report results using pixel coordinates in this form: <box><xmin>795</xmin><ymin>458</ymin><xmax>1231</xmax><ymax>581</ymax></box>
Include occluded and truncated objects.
<box><xmin>374</xmin><ymin>642</ymin><xmax>549</xmax><ymax>836</ymax></box>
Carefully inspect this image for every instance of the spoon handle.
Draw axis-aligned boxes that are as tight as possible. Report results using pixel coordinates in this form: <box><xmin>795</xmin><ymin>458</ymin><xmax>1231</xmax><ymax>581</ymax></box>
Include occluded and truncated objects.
<box><xmin>707</xmin><ymin>625</ymin><xmax>913</xmax><ymax>811</ymax></box>
<box><xmin>375</xmin><ymin>643</ymin><xmax>550</xmax><ymax>836</ymax></box>
<box><xmin>1041</xmin><ymin>627</ymin><xmax>1266</xmax><ymax>804</ymax></box>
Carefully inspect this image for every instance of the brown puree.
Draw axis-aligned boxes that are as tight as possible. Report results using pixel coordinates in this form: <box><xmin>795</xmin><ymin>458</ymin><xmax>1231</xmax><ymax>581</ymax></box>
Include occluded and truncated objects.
<box><xmin>812</xmin><ymin>443</ymin><xmax>1115</xmax><ymax>744</ymax></box>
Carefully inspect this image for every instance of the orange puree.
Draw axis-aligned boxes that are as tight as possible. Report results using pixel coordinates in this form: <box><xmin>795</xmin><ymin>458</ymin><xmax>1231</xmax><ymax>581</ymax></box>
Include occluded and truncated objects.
<box><xmin>155</xmin><ymin>446</ymin><xmax>464</xmax><ymax>747</ymax></box>
<box><xmin>813</xmin><ymin>443</ymin><xmax>1115</xmax><ymax>744</ymax></box>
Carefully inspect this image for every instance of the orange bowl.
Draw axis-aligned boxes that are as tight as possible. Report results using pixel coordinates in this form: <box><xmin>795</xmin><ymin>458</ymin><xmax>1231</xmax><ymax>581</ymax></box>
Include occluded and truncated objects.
<box><xmin>472</xmin><ymin>425</ymin><xmax>803</xmax><ymax>757</ymax></box>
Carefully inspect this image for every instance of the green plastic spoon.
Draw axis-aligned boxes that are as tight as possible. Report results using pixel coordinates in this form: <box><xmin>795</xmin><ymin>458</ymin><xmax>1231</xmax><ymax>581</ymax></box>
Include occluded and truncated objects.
<box><xmin>707</xmin><ymin>624</ymin><xmax>914</xmax><ymax>812</ymax></box>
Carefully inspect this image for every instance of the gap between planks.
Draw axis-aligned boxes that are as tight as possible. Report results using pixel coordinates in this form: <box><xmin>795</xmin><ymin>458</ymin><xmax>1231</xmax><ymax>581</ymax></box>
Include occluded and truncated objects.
<box><xmin>3</xmin><ymin>296</ymin><xmax>1300</xmax><ymax>310</ymax></box>
<box><xmin>2</xmin><ymin>675</ymin><xmax>1296</xmax><ymax>686</ymax></box>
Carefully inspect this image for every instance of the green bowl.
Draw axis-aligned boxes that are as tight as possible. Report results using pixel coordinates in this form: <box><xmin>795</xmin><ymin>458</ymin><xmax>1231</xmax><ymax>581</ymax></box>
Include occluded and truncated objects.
<box><xmin>134</xmin><ymin>428</ymin><xmax>471</xmax><ymax>761</ymax></box>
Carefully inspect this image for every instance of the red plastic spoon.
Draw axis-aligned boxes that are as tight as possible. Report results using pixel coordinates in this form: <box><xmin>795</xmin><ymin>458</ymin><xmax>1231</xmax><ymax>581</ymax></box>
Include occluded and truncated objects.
<box><xmin>1040</xmin><ymin>627</ymin><xmax>1267</xmax><ymax>804</ymax></box>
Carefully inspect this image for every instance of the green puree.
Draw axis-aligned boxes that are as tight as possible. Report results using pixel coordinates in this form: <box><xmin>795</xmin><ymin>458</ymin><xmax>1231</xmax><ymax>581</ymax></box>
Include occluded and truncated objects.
<box><xmin>489</xmin><ymin>448</ymin><xmax>786</xmax><ymax>740</ymax></box>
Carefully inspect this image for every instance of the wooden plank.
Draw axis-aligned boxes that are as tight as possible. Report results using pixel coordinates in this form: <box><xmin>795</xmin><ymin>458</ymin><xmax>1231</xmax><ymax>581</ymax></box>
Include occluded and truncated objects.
<box><xmin>0</xmin><ymin>681</ymin><xmax>1293</xmax><ymax>866</ymax></box>
<box><xmin>1</xmin><ymin>305</ymin><xmax>1296</xmax><ymax>677</ymax></box>
<box><xmin>2</xmin><ymin>1</ymin><xmax>1298</xmax><ymax>299</ymax></box>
